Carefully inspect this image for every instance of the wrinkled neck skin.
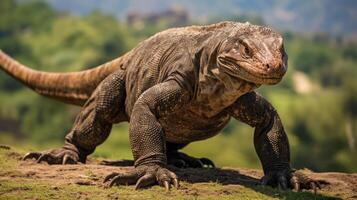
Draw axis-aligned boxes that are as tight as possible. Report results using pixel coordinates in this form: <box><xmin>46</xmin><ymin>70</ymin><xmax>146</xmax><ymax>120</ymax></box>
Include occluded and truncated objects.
<box><xmin>190</xmin><ymin>34</ymin><xmax>258</xmax><ymax>118</ymax></box>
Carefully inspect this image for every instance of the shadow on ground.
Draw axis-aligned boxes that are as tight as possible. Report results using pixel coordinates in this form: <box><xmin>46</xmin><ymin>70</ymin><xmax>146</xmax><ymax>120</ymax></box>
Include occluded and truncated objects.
<box><xmin>101</xmin><ymin>159</ymin><xmax>342</xmax><ymax>199</ymax></box>
<box><xmin>174</xmin><ymin>167</ymin><xmax>339</xmax><ymax>200</ymax></box>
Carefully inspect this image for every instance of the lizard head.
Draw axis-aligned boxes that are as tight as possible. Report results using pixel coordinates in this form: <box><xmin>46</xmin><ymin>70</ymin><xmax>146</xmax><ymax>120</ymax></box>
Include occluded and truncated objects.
<box><xmin>217</xmin><ymin>24</ymin><xmax>288</xmax><ymax>85</ymax></box>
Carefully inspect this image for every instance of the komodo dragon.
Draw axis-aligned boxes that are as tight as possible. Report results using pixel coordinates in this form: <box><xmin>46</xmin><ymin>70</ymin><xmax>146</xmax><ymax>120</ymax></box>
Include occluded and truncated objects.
<box><xmin>0</xmin><ymin>21</ymin><xmax>320</xmax><ymax>191</ymax></box>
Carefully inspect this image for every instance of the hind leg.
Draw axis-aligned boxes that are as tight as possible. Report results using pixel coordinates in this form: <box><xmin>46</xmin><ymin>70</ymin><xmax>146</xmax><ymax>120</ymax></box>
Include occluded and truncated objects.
<box><xmin>23</xmin><ymin>70</ymin><xmax>127</xmax><ymax>164</ymax></box>
<box><xmin>166</xmin><ymin>142</ymin><xmax>215</xmax><ymax>168</ymax></box>
<box><xmin>99</xmin><ymin>142</ymin><xmax>215</xmax><ymax>168</ymax></box>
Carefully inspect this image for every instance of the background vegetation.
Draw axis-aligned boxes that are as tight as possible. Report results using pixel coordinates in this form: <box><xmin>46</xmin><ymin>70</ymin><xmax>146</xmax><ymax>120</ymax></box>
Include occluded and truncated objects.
<box><xmin>0</xmin><ymin>0</ymin><xmax>356</xmax><ymax>173</ymax></box>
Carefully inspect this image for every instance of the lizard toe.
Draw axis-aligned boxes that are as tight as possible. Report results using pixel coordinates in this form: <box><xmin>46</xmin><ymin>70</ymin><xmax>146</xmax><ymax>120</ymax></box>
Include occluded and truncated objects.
<box><xmin>62</xmin><ymin>154</ymin><xmax>78</xmax><ymax>164</ymax></box>
<box><xmin>156</xmin><ymin>167</ymin><xmax>179</xmax><ymax>191</ymax></box>
<box><xmin>23</xmin><ymin>152</ymin><xmax>42</xmax><ymax>161</ymax></box>
<box><xmin>135</xmin><ymin>173</ymin><xmax>156</xmax><ymax>190</ymax></box>
<box><xmin>108</xmin><ymin>171</ymin><xmax>139</xmax><ymax>187</ymax></box>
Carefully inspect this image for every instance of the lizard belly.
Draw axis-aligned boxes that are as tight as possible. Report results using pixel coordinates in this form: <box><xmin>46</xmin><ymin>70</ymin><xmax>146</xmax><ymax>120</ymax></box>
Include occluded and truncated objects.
<box><xmin>159</xmin><ymin>108</ymin><xmax>230</xmax><ymax>143</ymax></box>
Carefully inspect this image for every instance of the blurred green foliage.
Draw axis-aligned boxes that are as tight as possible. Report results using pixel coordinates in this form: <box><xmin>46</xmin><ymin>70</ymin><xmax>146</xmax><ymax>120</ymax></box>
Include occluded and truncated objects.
<box><xmin>0</xmin><ymin>0</ymin><xmax>356</xmax><ymax>173</ymax></box>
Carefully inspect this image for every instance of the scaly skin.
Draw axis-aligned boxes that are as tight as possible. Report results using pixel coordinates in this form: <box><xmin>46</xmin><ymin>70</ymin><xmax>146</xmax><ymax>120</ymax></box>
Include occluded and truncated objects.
<box><xmin>0</xmin><ymin>21</ymin><xmax>320</xmax><ymax>191</ymax></box>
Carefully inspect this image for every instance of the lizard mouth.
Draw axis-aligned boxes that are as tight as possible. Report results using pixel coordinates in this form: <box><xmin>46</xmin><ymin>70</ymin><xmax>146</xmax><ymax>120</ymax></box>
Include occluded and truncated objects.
<box><xmin>217</xmin><ymin>56</ymin><xmax>282</xmax><ymax>85</ymax></box>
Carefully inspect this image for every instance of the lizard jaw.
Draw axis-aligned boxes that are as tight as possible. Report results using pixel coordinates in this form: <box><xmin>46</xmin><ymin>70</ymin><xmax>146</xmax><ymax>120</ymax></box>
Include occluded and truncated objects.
<box><xmin>217</xmin><ymin>56</ymin><xmax>283</xmax><ymax>85</ymax></box>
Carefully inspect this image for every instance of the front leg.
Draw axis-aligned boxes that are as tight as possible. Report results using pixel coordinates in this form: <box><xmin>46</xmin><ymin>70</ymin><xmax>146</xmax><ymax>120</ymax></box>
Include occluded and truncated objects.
<box><xmin>229</xmin><ymin>91</ymin><xmax>320</xmax><ymax>191</ymax></box>
<box><xmin>105</xmin><ymin>80</ymin><xmax>191</xmax><ymax>190</ymax></box>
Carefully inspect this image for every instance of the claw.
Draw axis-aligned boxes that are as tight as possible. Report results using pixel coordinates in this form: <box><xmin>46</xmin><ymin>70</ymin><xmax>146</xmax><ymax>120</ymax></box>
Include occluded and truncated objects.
<box><xmin>23</xmin><ymin>152</ymin><xmax>41</xmax><ymax>160</ymax></box>
<box><xmin>109</xmin><ymin>177</ymin><xmax>118</xmax><ymax>187</ymax></box>
<box><xmin>163</xmin><ymin>181</ymin><xmax>170</xmax><ymax>191</ymax></box>
<box><xmin>37</xmin><ymin>154</ymin><xmax>49</xmax><ymax>163</ymax></box>
<box><xmin>108</xmin><ymin>172</ymin><xmax>138</xmax><ymax>187</ymax></box>
<box><xmin>196</xmin><ymin>159</ymin><xmax>204</xmax><ymax>168</ymax></box>
<box><xmin>167</xmin><ymin>171</ymin><xmax>179</xmax><ymax>188</ymax></box>
<box><xmin>200</xmin><ymin>158</ymin><xmax>215</xmax><ymax>168</ymax></box>
<box><xmin>310</xmin><ymin>182</ymin><xmax>317</xmax><ymax>194</ymax></box>
<box><xmin>135</xmin><ymin>174</ymin><xmax>156</xmax><ymax>190</ymax></box>
<box><xmin>63</xmin><ymin>154</ymin><xmax>76</xmax><ymax>165</ymax></box>
<box><xmin>104</xmin><ymin>172</ymin><xmax>119</xmax><ymax>183</ymax></box>
<box><xmin>290</xmin><ymin>176</ymin><xmax>300</xmax><ymax>191</ymax></box>
<box><xmin>173</xmin><ymin>178</ymin><xmax>179</xmax><ymax>189</ymax></box>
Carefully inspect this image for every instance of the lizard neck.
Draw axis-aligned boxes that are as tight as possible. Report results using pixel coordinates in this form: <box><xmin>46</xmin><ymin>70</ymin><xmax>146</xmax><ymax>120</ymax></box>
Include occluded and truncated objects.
<box><xmin>190</xmin><ymin>35</ymin><xmax>258</xmax><ymax>118</ymax></box>
<box><xmin>191</xmin><ymin>66</ymin><xmax>257</xmax><ymax>118</ymax></box>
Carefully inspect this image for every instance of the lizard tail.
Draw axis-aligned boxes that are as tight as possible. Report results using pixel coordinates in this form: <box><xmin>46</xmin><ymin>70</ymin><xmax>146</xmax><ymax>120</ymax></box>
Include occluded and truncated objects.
<box><xmin>0</xmin><ymin>50</ymin><xmax>122</xmax><ymax>106</ymax></box>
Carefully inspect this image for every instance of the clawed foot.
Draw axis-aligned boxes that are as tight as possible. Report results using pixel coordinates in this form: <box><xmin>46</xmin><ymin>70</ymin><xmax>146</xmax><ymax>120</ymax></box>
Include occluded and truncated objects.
<box><xmin>23</xmin><ymin>147</ymin><xmax>81</xmax><ymax>165</ymax></box>
<box><xmin>167</xmin><ymin>152</ymin><xmax>215</xmax><ymax>168</ymax></box>
<box><xmin>104</xmin><ymin>164</ymin><xmax>179</xmax><ymax>191</ymax></box>
<box><xmin>261</xmin><ymin>169</ymin><xmax>325</xmax><ymax>192</ymax></box>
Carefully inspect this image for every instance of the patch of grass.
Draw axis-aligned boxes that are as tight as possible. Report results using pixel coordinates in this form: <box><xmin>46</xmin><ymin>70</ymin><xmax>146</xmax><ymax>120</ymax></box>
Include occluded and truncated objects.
<box><xmin>83</xmin><ymin>170</ymin><xmax>96</xmax><ymax>179</ymax></box>
<box><xmin>0</xmin><ymin>149</ymin><xmax>20</xmax><ymax>173</ymax></box>
<box><xmin>0</xmin><ymin>133</ymin><xmax>62</xmax><ymax>153</ymax></box>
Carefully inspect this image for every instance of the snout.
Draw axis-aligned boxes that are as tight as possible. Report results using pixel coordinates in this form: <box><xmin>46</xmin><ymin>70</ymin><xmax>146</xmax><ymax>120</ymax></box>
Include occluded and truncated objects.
<box><xmin>262</xmin><ymin>59</ymin><xmax>287</xmax><ymax>79</ymax></box>
<box><xmin>262</xmin><ymin>47</ymin><xmax>288</xmax><ymax>80</ymax></box>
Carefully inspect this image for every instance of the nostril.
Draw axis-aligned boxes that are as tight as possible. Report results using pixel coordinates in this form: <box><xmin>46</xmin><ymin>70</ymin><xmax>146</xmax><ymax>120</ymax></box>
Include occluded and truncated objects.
<box><xmin>265</xmin><ymin>64</ymin><xmax>270</xmax><ymax>70</ymax></box>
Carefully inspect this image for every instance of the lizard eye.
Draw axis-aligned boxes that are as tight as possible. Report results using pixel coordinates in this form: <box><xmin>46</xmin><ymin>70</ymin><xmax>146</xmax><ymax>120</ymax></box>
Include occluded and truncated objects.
<box><xmin>242</xmin><ymin>44</ymin><xmax>252</xmax><ymax>58</ymax></box>
<box><xmin>244</xmin><ymin>46</ymin><xmax>250</xmax><ymax>55</ymax></box>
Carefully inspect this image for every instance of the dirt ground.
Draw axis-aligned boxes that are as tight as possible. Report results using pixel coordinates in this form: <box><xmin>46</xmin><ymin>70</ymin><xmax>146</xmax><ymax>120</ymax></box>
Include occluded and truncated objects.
<box><xmin>0</xmin><ymin>147</ymin><xmax>356</xmax><ymax>200</ymax></box>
